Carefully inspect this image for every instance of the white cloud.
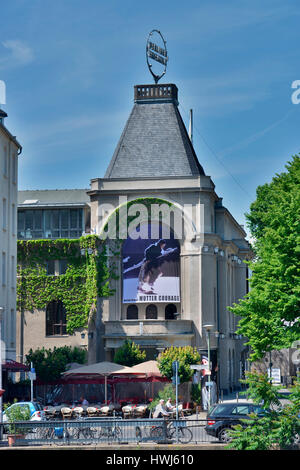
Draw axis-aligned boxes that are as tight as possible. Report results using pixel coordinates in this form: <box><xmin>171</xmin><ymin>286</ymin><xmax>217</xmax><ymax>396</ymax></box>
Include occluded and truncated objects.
<box><xmin>0</xmin><ymin>40</ymin><xmax>34</xmax><ymax>70</ymax></box>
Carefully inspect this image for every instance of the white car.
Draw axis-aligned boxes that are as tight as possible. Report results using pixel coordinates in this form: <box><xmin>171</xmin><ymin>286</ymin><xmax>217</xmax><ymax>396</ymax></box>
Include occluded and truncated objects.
<box><xmin>3</xmin><ymin>401</ymin><xmax>46</xmax><ymax>422</ymax></box>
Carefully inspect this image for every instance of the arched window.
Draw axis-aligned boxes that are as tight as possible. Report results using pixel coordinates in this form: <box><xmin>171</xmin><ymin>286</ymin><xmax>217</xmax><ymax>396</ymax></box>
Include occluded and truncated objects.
<box><xmin>146</xmin><ymin>304</ymin><xmax>157</xmax><ymax>320</ymax></box>
<box><xmin>126</xmin><ymin>304</ymin><xmax>138</xmax><ymax>320</ymax></box>
<box><xmin>46</xmin><ymin>300</ymin><xmax>67</xmax><ymax>336</ymax></box>
<box><xmin>165</xmin><ymin>303</ymin><xmax>177</xmax><ymax>320</ymax></box>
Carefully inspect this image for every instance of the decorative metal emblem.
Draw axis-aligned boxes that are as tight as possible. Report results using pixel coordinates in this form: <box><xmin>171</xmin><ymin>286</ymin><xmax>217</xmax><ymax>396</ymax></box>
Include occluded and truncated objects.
<box><xmin>146</xmin><ymin>30</ymin><xmax>168</xmax><ymax>83</ymax></box>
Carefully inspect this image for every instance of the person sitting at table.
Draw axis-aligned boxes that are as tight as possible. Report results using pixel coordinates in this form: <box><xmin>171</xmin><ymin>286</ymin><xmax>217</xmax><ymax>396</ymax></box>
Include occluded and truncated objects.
<box><xmin>153</xmin><ymin>399</ymin><xmax>170</xmax><ymax>418</ymax></box>
<box><xmin>80</xmin><ymin>396</ymin><xmax>89</xmax><ymax>406</ymax></box>
<box><xmin>165</xmin><ymin>398</ymin><xmax>175</xmax><ymax>413</ymax></box>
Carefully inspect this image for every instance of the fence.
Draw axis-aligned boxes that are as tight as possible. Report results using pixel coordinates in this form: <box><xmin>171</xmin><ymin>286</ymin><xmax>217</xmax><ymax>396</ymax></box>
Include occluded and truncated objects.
<box><xmin>0</xmin><ymin>418</ymin><xmax>219</xmax><ymax>446</ymax></box>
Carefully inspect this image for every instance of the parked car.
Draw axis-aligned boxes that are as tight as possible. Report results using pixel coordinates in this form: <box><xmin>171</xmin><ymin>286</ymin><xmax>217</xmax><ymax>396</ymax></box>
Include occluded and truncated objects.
<box><xmin>3</xmin><ymin>401</ymin><xmax>46</xmax><ymax>423</ymax></box>
<box><xmin>205</xmin><ymin>402</ymin><xmax>268</xmax><ymax>443</ymax></box>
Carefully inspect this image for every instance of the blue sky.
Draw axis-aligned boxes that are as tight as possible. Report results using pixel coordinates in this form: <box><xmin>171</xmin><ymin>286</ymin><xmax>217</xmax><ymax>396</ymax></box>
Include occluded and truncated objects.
<box><xmin>1</xmin><ymin>0</ymin><xmax>300</xmax><ymax>235</ymax></box>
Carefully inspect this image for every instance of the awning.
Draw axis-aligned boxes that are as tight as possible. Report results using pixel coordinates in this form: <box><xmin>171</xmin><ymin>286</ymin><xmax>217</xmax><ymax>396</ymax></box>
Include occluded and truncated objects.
<box><xmin>1</xmin><ymin>359</ymin><xmax>30</xmax><ymax>372</ymax></box>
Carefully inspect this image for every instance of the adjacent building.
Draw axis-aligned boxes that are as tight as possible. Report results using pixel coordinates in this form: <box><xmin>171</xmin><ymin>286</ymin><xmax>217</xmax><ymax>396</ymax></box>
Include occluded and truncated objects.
<box><xmin>16</xmin><ymin>189</ymin><xmax>91</xmax><ymax>364</ymax></box>
<box><xmin>0</xmin><ymin>109</ymin><xmax>22</xmax><ymax>362</ymax></box>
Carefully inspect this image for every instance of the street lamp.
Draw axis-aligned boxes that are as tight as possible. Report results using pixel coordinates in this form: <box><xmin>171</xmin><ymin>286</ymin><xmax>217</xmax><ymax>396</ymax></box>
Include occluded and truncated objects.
<box><xmin>203</xmin><ymin>323</ymin><xmax>214</xmax><ymax>411</ymax></box>
<box><xmin>0</xmin><ymin>306</ymin><xmax>4</xmax><ymax>441</ymax></box>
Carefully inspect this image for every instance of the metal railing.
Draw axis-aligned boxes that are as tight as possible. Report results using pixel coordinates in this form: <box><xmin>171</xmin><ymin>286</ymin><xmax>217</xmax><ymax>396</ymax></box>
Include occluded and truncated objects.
<box><xmin>0</xmin><ymin>418</ymin><xmax>219</xmax><ymax>446</ymax></box>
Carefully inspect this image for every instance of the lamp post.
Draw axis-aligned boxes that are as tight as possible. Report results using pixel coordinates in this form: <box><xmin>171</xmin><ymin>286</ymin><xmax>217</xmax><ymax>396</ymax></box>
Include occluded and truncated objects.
<box><xmin>0</xmin><ymin>306</ymin><xmax>4</xmax><ymax>440</ymax></box>
<box><xmin>203</xmin><ymin>323</ymin><xmax>214</xmax><ymax>411</ymax></box>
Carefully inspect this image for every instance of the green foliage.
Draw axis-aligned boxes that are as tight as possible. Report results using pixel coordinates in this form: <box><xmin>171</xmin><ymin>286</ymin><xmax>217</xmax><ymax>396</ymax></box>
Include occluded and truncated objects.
<box><xmin>240</xmin><ymin>371</ymin><xmax>281</xmax><ymax>410</ymax></box>
<box><xmin>148</xmin><ymin>384</ymin><xmax>176</xmax><ymax>411</ymax></box>
<box><xmin>191</xmin><ymin>384</ymin><xmax>202</xmax><ymax>405</ymax></box>
<box><xmin>157</xmin><ymin>346</ymin><xmax>201</xmax><ymax>384</ymax></box>
<box><xmin>230</xmin><ymin>155</ymin><xmax>300</xmax><ymax>360</ymax></box>
<box><xmin>5</xmin><ymin>404</ymin><xmax>31</xmax><ymax>435</ymax></box>
<box><xmin>102</xmin><ymin>197</ymin><xmax>173</xmax><ymax>239</ymax></box>
<box><xmin>227</xmin><ymin>372</ymin><xmax>300</xmax><ymax>450</ymax></box>
<box><xmin>17</xmin><ymin>198</ymin><xmax>174</xmax><ymax>335</ymax></box>
<box><xmin>227</xmin><ymin>414</ymin><xmax>275</xmax><ymax>450</ymax></box>
<box><xmin>17</xmin><ymin>236</ymin><xmax>116</xmax><ymax>334</ymax></box>
<box><xmin>113</xmin><ymin>339</ymin><xmax>146</xmax><ymax>367</ymax></box>
<box><xmin>25</xmin><ymin>345</ymin><xmax>87</xmax><ymax>382</ymax></box>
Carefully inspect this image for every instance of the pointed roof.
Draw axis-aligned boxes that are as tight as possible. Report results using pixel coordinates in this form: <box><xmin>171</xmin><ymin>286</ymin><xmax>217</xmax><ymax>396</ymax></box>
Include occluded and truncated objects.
<box><xmin>104</xmin><ymin>84</ymin><xmax>205</xmax><ymax>179</ymax></box>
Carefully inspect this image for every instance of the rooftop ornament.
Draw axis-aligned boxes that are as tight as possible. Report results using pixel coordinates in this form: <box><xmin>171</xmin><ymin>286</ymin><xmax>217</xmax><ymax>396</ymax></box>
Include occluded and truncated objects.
<box><xmin>146</xmin><ymin>29</ymin><xmax>168</xmax><ymax>84</ymax></box>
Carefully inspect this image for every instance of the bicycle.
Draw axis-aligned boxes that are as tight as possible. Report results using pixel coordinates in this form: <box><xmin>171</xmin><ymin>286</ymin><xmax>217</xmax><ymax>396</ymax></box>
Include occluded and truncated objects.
<box><xmin>98</xmin><ymin>423</ymin><xmax>123</xmax><ymax>441</ymax></box>
<box><xmin>70</xmin><ymin>424</ymin><xmax>98</xmax><ymax>441</ymax></box>
<box><xmin>150</xmin><ymin>419</ymin><xmax>192</xmax><ymax>444</ymax></box>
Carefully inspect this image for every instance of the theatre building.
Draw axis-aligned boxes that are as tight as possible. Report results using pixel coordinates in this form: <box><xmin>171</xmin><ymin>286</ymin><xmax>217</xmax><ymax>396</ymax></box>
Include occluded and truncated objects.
<box><xmin>15</xmin><ymin>82</ymin><xmax>252</xmax><ymax>394</ymax></box>
<box><xmin>88</xmin><ymin>83</ymin><xmax>252</xmax><ymax>393</ymax></box>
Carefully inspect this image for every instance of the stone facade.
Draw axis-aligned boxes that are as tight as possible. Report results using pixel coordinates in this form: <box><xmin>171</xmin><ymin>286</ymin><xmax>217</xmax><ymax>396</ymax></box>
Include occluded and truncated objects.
<box><xmin>0</xmin><ymin>110</ymin><xmax>21</xmax><ymax>362</ymax></box>
<box><xmin>87</xmin><ymin>83</ymin><xmax>253</xmax><ymax>393</ymax></box>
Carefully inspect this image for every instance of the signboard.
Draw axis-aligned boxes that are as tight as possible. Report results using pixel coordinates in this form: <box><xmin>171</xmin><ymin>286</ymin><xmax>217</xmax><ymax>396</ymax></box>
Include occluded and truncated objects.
<box><xmin>146</xmin><ymin>30</ymin><xmax>168</xmax><ymax>83</ymax></box>
<box><xmin>122</xmin><ymin>222</ymin><xmax>180</xmax><ymax>303</ymax></box>
<box><xmin>190</xmin><ymin>364</ymin><xmax>209</xmax><ymax>371</ymax></box>
<box><xmin>268</xmin><ymin>368</ymin><xmax>281</xmax><ymax>384</ymax></box>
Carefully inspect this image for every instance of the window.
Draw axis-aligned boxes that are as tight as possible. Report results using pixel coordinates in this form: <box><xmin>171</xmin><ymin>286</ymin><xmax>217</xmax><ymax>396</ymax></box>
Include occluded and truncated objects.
<box><xmin>231</xmin><ymin>406</ymin><xmax>251</xmax><ymax>416</ymax></box>
<box><xmin>17</xmin><ymin>208</ymin><xmax>84</xmax><ymax>239</ymax></box>
<box><xmin>10</xmin><ymin>309</ymin><xmax>15</xmax><ymax>348</ymax></box>
<box><xmin>12</xmin><ymin>204</ymin><xmax>15</xmax><ymax>234</ymax></box>
<box><xmin>12</xmin><ymin>153</ymin><xmax>17</xmax><ymax>183</ymax></box>
<box><xmin>11</xmin><ymin>256</ymin><xmax>15</xmax><ymax>287</ymax></box>
<box><xmin>59</xmin><ymin>259</ymin><xmax>68</xmax><ymax>275</ymax></box>
<box><xmin>46</xmin><ymin>300</ymin><xmax>67</xmax><ymax>336</ymax></box>
<box><xmin>146</xmin><ymin>304</ymin><xmax>157</xmax><ymax>319</ymax></box>
<box><xmin>252</xmin><ymin>406</ymin><xmax>266</xmax><ymax>416</ymax></box>
<box><xmin>2</xmin><ymin>252</ymin><xmax>6</xmax><ymax>285</ymax></box>
<box><xmin>3</xmin><ymin>146</ymin><xmax>8</xmax><ymax>176</ymax></box>
<box><xmin>2</xmin><ymin>198</ymin><xmax>6</xmax><ymax>230</ymax></box>
<box><xmin>126</xmin><ymin>305</ymin><xmax>138</xmax><ymax>320</ymax></box>
<box><xmin>165</xmin><ymin>303</ymin><xmax>177</xmax><ymax>320</ymax></box>
<box><xmin>46</xmin><ymin>260</ymin><xmax>55</xmax><ymax>275</ymax></box>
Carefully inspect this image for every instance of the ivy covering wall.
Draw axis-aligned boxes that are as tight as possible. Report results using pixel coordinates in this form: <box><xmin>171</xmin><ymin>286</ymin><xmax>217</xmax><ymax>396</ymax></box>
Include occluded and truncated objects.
<box><xmin>17</xmin><ymin>197</ymin><xmax>173</xmax><ymax>334</ymax></box>
<box><xmin>17</xmin><ymin>235</ymin><xmax>116</xmax><ymax>334</ymax></box>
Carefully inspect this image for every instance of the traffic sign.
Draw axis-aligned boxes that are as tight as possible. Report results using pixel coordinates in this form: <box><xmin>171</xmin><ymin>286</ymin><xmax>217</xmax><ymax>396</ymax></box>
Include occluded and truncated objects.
<box><xmin>172</xmin><ymin>375</ymin><xmax>180</xmax><ymax>385</ymax></box>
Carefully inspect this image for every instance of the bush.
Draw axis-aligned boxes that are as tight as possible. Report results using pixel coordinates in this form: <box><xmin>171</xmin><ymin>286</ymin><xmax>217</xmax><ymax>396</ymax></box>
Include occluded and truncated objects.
<box><xmin>26</xmin><ymin>346</ymin><xmax>87</xmax><ymax>382</ymax></box>
<box><xmin>191</xmin><ymin>384</ymin><xmax>202</xmax><ymax>405</ymax></box>
<box><xmin>157</xmin><ymin>346</ymin><xmax>200</xmax><ymax>384</ymax></box>
<box><xmin>5</xmin><ymin>404</ymin><xmax>31</xmax><ymax>435</ymax></box>
<box><xmin>113</xmin><ymin>339</ymin><xmax>146</xmax><ymax>367</ymax></box>
<box><xmin>148</xmin><ymin>384</ymin><xmax>176</xmax><ymax>412</ymax></box>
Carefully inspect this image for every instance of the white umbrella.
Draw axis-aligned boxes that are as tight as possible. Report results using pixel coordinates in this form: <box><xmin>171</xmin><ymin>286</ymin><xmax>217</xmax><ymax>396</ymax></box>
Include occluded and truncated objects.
<box><xmin>62</xmin><ymin>361</ymin><xmax>134</xmax><ymax>404</ymax></box>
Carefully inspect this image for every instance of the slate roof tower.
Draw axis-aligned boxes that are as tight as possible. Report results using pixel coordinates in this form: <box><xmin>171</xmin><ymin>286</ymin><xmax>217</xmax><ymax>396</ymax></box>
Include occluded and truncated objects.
<box><xmin>105</xmin><ymin>84</ymin><xmax>205</xmax><ymax>179</ymax></box>
<box><xmin>88</xmin><ymin>81</ymin><xmax>252</xmax><ymax>397</ymax></box>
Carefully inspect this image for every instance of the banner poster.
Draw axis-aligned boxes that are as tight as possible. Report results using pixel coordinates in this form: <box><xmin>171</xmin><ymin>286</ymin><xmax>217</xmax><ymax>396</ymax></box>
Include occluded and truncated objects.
<box><xmin>122</xmin><ymin>222</ymin><xmax>180</xmax><ymax>303</ymax></box>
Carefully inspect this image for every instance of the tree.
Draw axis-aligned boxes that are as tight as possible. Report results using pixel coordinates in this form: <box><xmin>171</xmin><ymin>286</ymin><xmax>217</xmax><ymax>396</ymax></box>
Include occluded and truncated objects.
<box><xmin>157</xmin><ymin>346</ymin><xmax>201</xmax><ymax>383</ymax></box>
<box><xmin>26</xmin><ymin>346</ymin><xmax>86</xmax><ymax>382</ymax></box>
<box><xmin>113</xmin><ymin>339</ymin><xmax>146</xmax><ymax>367</ymax></box>
<box><xmin>227</xmin><ymin>371</ymin><xmax>300</xmax><ymax>450</ymax></box>
<box><xmin>230</xmin><ymin>155</ymin><xmax>300</xmax><ymax>360</ymax></box>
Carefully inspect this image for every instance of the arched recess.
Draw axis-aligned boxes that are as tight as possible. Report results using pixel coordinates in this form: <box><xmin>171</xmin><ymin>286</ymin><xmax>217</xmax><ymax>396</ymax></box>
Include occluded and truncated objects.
<box><xmin>146</xmin><ymin>304</ymin><xmax>158</xmax><ymax>319</ymax></box>
<box><xmin>126</xmin><ymin>304</ymin><xmax>138</xmax><ymax>320</ymax></box>
<box><xmin>165</xmin><ymin>303</ymin><xmax>177</xmax><ymax>320</ymax></box>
